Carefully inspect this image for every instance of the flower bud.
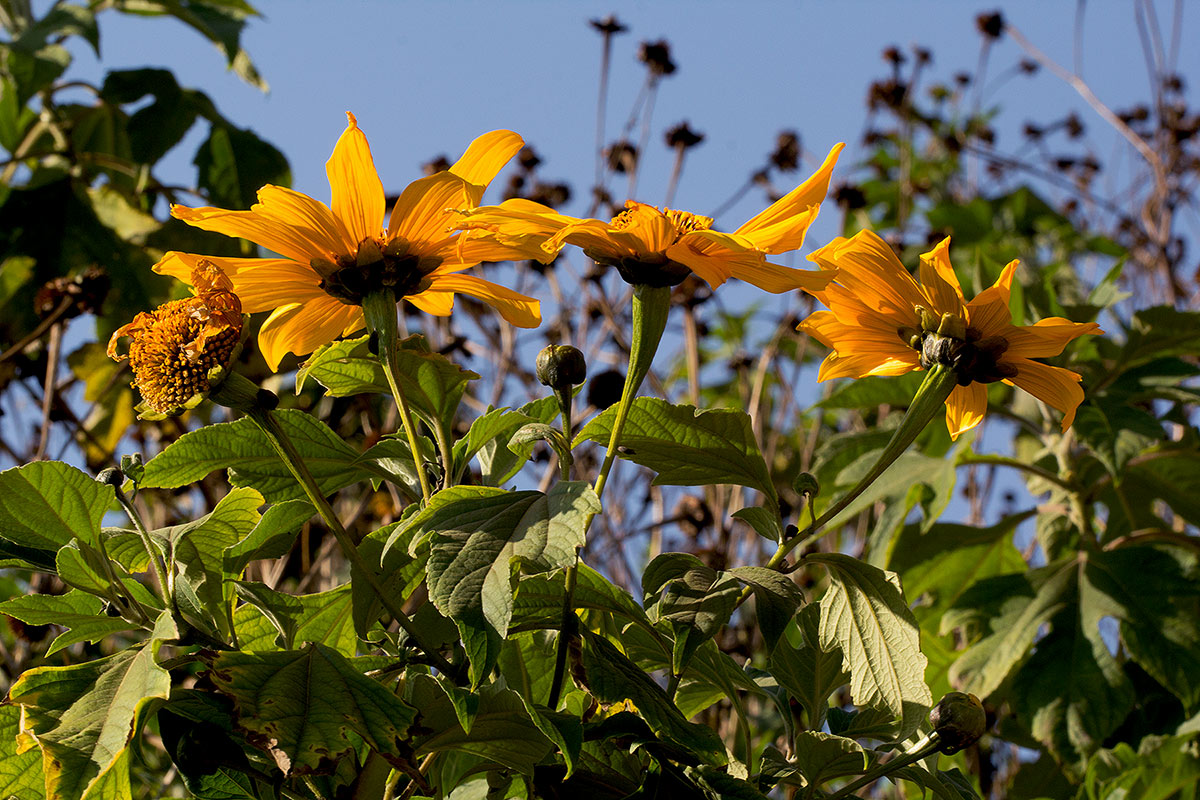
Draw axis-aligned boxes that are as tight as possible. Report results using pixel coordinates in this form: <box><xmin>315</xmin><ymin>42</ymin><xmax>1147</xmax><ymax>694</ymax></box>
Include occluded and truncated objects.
<box><xmin>793</xmin><ymin>472</ymin><xmax>820</xmax><ymax>498</ymax></box>
<box><xmin>95</xmin><ymin>467</ymin><xmax>124</xmax><ymax>487</ymax></box>
<box><xmin>930</xmin><ymin>692</ymin><xmax>987</xmax><ymax>754</ymax></box>
<box><xmin>536</xmin><ymin>345</ymin><xmax>587</xmax><ymax>390</ymax></box>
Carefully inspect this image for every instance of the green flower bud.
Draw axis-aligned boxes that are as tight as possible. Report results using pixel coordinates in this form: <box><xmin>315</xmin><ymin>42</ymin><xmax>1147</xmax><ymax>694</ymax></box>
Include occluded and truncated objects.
<box><xmin>120</xmin><ymin>453</ymin><xmax>145</xmax><ymax>483</ymax></box>
<box><xmin>95</xmin><ymin>466</ymin><xmax>124</xmax><ymax>487</ymax></box>
<box><xmin>930</xmin><ymin>691</ymin><xmax>987</xmax><ymax>754</ymax></box>
<box><xmin>536</xmin><ymin>345</ymin><xmax>588</xmax><ymax>390</ymax></box>
<box><xmin>793</xmin><ymin>472</ymin><xmax>820</xmax><ymax>498</ymax></box>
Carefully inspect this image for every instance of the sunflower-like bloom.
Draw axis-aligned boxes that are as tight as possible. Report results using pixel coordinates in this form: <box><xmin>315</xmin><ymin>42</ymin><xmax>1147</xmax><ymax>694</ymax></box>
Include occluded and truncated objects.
<box><xmin>455</xmin><ymin>143</ymin><xmax>845</xmax><ymax>292</ymax></box>
<box><xmin>108</xmin><ymin>260</ymin><xmax>244</xmax><ymax>417</ymax></box>
<box><xmin>800</xmin><ymin>231</ymin><xmax>1102</xmax><ymax>439</ymax></box>
<box><xmin>154</xmin><ymin>113</ymin><xmax>541</xmax><ymax>370</ymax></box>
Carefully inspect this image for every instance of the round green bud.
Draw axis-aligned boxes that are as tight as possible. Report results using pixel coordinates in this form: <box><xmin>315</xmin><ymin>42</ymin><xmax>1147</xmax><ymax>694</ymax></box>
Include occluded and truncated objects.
<box><xmin>930</xmin><ymin>692</ymin><xmax>987</xmax><ymax>754</ymax></box>
<box><xmin>793</xmin><ymin>472</ymin><xmax>820</xmax><ymax>498</ymax></box>
<box><xmin>95</xmin><ymin>467</ymin><xmax>124</xmax><ymax>487</ymax></box>
<box><xmin>536</xmin><ymin>345</ymin><xmax>588</xmax><ymax>390</ymax></box>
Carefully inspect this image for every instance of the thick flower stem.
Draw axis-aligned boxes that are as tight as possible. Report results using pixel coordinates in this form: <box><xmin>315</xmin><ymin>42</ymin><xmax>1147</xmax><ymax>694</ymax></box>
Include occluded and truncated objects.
<box><xmin>548</xmin><ymin>283</ymin><xmax>671</xmax><ymax>709</ymax></box>
<box><xmin>362</xmin><ymin>290</ymin><xmax>433</xmax><ymax>503</ymax></box>
<box><xmin>825</xmin><ymin>731</ymin><xmax>941</xmax><ymax>800</ymax></box>
<box><xmin>768</xmin><ymin>365</ymin><xmax>959</xmax><ymax>570</ymax></box>
<box><xmin>248</xmin><ymin>406</ymin><xmax>455</xmax><ymax>676</ymax></box>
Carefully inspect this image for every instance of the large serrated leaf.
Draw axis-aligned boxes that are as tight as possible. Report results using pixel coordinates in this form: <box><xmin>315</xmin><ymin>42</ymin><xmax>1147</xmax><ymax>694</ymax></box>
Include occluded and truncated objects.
<box><xmin>141</xmin><ymin>410</ymin><xmax>371</xmax><ymax>502</ymax></box>
<box><xmin>0</xmin><ymin>461</ymin><xmax>113</xmax><ymax>551</ymax></box>
<box><xmin>727</xmin><ymin>566</ymin><xmax>804</xmax><ymax>652</ymax></box>
<box><xmin>944</xmin><ymin>560</ymin><xmax>1077</xmax><ymax>699</ymax></box>
<box><xmin>579</xmin><ymin>630</ymin><xmax>726</xmax><ymax>766</ymax></box>
<box><xmin>224</xmin><ymin>499</ymin><xmax>314</xmax><ymax>574</ymax></box>
<box><xmin>0</xmin><ymin>703</ymin><xmax>44</xmax><ymax>798</ymax></box>
<box><xmin>8</xmin><ymin>612</ymin><xmax>176</xmax><ymax>800</ymax></box>
<box><xmin>207</xmin><ymin>644</ymin><xmax>416</xmax><ymax>776</ymax></box>
<box><xmin>406</xmin><ymin>483</ymin><xmax>598</xmax><ymax>684</ymax></box>
<box><xmin>575</xmin><ymin>397</ymin><xmax>776</xmax><ymax>502</ymax></box>
<box><xmin>452</xmin><ymin>397</ymin><xmax>559</xmax><ymax>486</ymax></box>
<box><xmin>0</xmin><ymin>590</ymin><xmax>134</xmax><ymax>655</ymax></box>
<box><xmin>768</xmin><ymin>605</ymin><xmax>848</xmax><ymax>729</ymax></box>
<box><xmin>809</xmin><ymin>553</ymin><xmax>931</xmax><ymax>736</ymax></box>
<box><xmin>232</xmin><ymin>582</ymin><xmax>356</xmax><ymax>654</ymax></box>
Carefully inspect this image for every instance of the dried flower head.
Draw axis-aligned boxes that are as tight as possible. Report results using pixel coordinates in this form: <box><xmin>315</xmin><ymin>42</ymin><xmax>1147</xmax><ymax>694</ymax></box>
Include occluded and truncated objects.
<box><xmin>108</xmin><ymin>261</ymin><xmax>244</xmax><ymax>418</ymax></box>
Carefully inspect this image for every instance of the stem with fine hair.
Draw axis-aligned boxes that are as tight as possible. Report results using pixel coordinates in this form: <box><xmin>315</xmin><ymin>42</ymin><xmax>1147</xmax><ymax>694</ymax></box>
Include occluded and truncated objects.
<box><xmin>547</xmin><ymin>282</ymin><xmax>671</xmax><ymax>709</ymax></box>
<box><xmin>748</xmin><ymin>365</ymin><xmax>959</xmax><ymax>599</ymax></box>
<box><xmin>362</xmin><ymin>290</ymin><xmax>433</xmax><ymax>502</ymax></box>
<box><xmin>248</xmin><ymin>405</ymin><xmax>455</xmax><ymax>677</ymax></box>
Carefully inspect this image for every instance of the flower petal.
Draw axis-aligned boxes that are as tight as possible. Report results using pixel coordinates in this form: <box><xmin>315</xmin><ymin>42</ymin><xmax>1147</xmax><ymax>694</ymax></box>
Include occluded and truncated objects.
<box><xmin>734</xmin><ymin>142</ymin><xmax>844</xmax><ymax>252</ymax></box>
<box><xmin>1004</xmin><ymin>318</ymin><xmax>1102</xmax><ymax>359</ymax></box>
<box><xmin>944</xmin><ymin>382</ymin><xmax>987</xmax><ymax>440</ymax></box>
<box><xmin>812</xmin><ymin>231</ymin><xmax>926</xmax><ymax>321</ymax></box>
<box><xmin>453</xmin><ymin>199</ymin><xmax>579</xmax><ymax>261</ymax></box>
<box><xmin>257</xmin><ymin>298</ymin><xmax>362</xmax><ymax>371</ymax></box>
<box><xmin>405</xmin><ymin>289</ymin><xmax>455</xmax><ymax>317</ymax></box>
<box><xmin>427</xmin><ymin>273</ymin><xmax>541</xmax><ymax>328</ymax></box>
<box><xmin>802</xmin><ymin>309</ymin><xmax>921</xmax><ymax>376</ymax></box>
<box><xmin>257</xmin><ymin>185</ymin><xmax>354</xmax><ymax>257</ymax></box>
<box><xmin>172</xmin><ymin>201</ymin><xmax>327</xmax><ymax>264</ymax></box>
<box><xmin>326</xmin><ymin>112</ymin><xmax>385</xmax><ymax>249</ymax></box>
<box><xmin>449</xmin><ymin>130</ymin><xmax>524</xmax><ymax>191</ymax></box>
<box><xmin>1007</xmin><ymin>357</ymin><xmax>1086</xmax><ymax>431</ymax></box>
<box><xmin>815</xmin><ymin>351</ymin><xmax>920</xmax><ymax>381</ymax></box>
<box><xmin>965</xmin><ymin>260</ymin><xmax>1018</xmax><ymax>336</ymax></box>
<box><xmin>386</xmin><ymin>173</ymin><xmax>472</xmax><ymax>249</ymax></box>
<box><xmin>153</xmin><ymin>252</ymin><xmax>323</xmax><ymax>314</ymax></box>
<box><xmin>918</xmin><ymin>237</ymin><xmax>966</xmax><ymax>317</ymax></box>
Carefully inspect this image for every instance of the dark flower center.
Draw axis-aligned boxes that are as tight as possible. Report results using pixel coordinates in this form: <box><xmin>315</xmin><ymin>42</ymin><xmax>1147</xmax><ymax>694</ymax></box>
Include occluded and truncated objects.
<box><xmin>318</xmin><ymin>239</ymin><xmax>442</xmax><ymax>305</ymax></box>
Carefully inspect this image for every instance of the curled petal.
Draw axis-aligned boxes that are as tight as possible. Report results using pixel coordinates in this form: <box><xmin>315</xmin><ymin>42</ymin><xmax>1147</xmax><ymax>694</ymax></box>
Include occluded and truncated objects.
<box><xmin>450</xmin><ymin>129</ymin><xmax>524</xmax><ymax>193</ymax></box>
<box><xmin>1004</xmin><ymin>318</ymin><xmax>1103</xmax><ymax>359</ymax></box>
<box><xmin>918</xmin><ymin>237</ymin><xmax>966</xmax><ymax>317</ymax></box>
<box><xmin>258</xmin><ymin>298</ymin><xmax>362</xmax><ymax>371</ymax></box>
<box><xmin>944</xmin><ymin>382</ymin><xmax>987</xmax><ymax>440</ymax></box>
<box><xmin>1006</xmin><ymin>357</ymin><xmax>1087</xmax><ymax>431</ymax></box>
<box><xmin>735</xmin><ymin>142</ymin><xmax>844</xmax><ymax>252</ymax></box>
<box><xmin>428</xmin><ymin>273</ymin><xmax>541</xmax><ymax>328</ymax></box>
<box><xmin>965</xmin><ymin>261</ymin><xmax>1018</xmax><ymax>336</ymax></box>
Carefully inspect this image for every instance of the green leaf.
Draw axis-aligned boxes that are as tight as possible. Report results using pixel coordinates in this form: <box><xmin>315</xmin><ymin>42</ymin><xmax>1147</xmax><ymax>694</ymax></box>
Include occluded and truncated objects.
<box><xmin>890</xmin><ymin>766</ymin><xmax>982</xmax><ymax>799</ymax></box>
<box><xmin>232</xmin><ymin>582</ymin><xmax>356</xmax><ymax>654</ymax></box>
<box><xmin>575</xmin><ymin>397</ymin><xmax>776</xmax><ymax>502</ymax></box>
<box><xmin>789</xmin><ymin>731</ymin><xmax>870</xmax><ymax>787</ymax></box>
<box><xmin>0</xmin><ymin>702</ymin><xmax>45</xmax><ymax>798</ymax></box>
<box><xmin>511</xmin><ymin>563</ymin><xmax>650</xmax><ymax>633</ymax></box>
<box><xmin>158</xmin><ymin>707</ymin><xmax>256</xmax><ymax>800</ymax></box>
<box><xmin>727</xmin><ymin>566</ymin><xmax>804</xmax><ymax>653</ymax></box>
<box><xmin>943</xmin><ymin>560</ymin><xmax>1077</xmax><ymax>699</ymax></box>
<box><xmin>224</xmin><ymin>499</ymin><xmax>314</xmax><ymax>574</ymax></box>
<box><xmin>1084</xmin><ymin>547</ymin><xmax>1200</xmax><ymax>711</ymax></box>
<box><xmin>207</xmin><ymin>644</ymin><xmax>417</xmax><ymax>775</ymax></box>
<box><xmin>1119</xmin><ymin>306</ymin><xmax>1200</xmax><ymax>370</ymax></box>
<box><xmin>353</xmin><ymin>436</ymin><xmax>422</xmax><ymax>497</ymax></box>
<box><xmin>411</xmin><ymin>482</ymin><xmax>597</xmax><ymax>684</ymax></box>
<box><xmin>768</xmin><ymin>604</ymin><xmax>848</xmax><ymax>729</ymax></box>
<box><xmin>453</xmin><ymin>397</ymin><xmax>560</xmax><ymax>486</ymax></box>
<box><xmin>56</xmin><ymin>541</ymin><xmax>162</xmax><ymax>611</ymax></box>
<box><xmin>579</xmin><ymin>630</ymin><xmax>726</xmax><ymax>766</ymax></box>
<box><xmin>166</xmin><ymin>487</ymin><xmax>263</xmax><ymax>638</ymax></box>
<box><xmin>407</xmin><ymin>680</ymin><xmax>553</xmax><ymax>774</ymax></box>
<box><xmin>353</xmin><ymin>518</ymin><xmax>428</xmax><ymax>641</ymax></box>
<box><xmin>296</xmin><ymin>334</ymin><xmax>389</xmax><ymax>397</ymax></box>
<box><xmin>731</xmin><ymin>505</ymin><xmax>784</xmax><ymax>543</ymax></box>
<box><xmin>816</xmin><ymin>372</ymin><xmax>926</xmax><ymax>410</ymax></box>
<box><xmin>1084</xmin><ymin>734</ymin><xmax>1200</xmax><ymax>800</ymax></box>
<box><xmin>508</xmin><ymin>422</ymin><xmax>573</xmax><ymax>470</ymax></box>
<box><xmin>0</xmin><ymin>254</ymin><xmax>36</xmax><ymax>311</ymax></box>
<box><xmin>1073</xmin><ymin>398</ymin><xmax>1163</xmax><ymax>481</ymax></box>
<box><xmin>8</xmin><ymin>612</ymin><xmax>176</xmax><ymax>800</ymax></box>
<box><xmin>0</xmin><ymin>590</ymin><xmax>134</xmax><ymax>655</ymax></box>
<box><xmin>141</xmin><ymin>410</ymin><xmax>372</xmax><ymax>502</ymax></box>
<box><xmin>1012</xmin><ymin>608</ymin><xmax>1133</xmax><ymax>772</ymax></box>
<box><xmin>889</xmin><ymin>512</ymin><xmax>1032</xmax><ymax>617</ymax></box>
<box><xmin>651</xmin><ymin>560</ymin><xmax>741</xmax><ymax>674</ymax></box>
<box><xmin>195</xmin><ymin>124</ymin><xmax>290</xmax><ymax>210</ymax></box>
<box><xmin>0</xmin><ymin>461</ymin><xmax>113</xmax><ymax>550</ymax></box>
<box><xmin>808</xmin><ymin>553</ymin><xmax>931</xmax><ymax>735</ymax></box>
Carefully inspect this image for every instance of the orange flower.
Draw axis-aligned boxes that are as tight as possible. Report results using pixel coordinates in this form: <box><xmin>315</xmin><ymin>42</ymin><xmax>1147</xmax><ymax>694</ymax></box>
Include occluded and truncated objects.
<box><xmin>800</xmin><ymin>231</ymin><xmax>1102</xmax><ymax>439</ymax></box>
<box><xmin>155</xmin><ymin>113</ymin><xmax>541</xmax><ymax>370</ymax></box>
<box><xmin>455</xmin><ymin>144</ymin><xmax>844</xmax><ymax>292</ymax></box>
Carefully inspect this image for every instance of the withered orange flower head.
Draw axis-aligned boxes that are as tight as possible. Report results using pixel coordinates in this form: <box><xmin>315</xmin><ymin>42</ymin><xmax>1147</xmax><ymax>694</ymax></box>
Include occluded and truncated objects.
<box><xmin>455</xmin><ymin>143</ymin><xmax>845</xmax><ymax>294</ymax></box>
<box><xmin>800</xmin><ymin>231</ymin><xmax>1102</xmax><ymax>440</ymax></box>
<box><xmin>155</xmin><ymin>113</ymin><xmax>541</xmax><ymax>370</ymax></box>
<box><xmin>108</xmin><ymin>260</ymin><xmax>244</xmax><ymax>418</ymax></box>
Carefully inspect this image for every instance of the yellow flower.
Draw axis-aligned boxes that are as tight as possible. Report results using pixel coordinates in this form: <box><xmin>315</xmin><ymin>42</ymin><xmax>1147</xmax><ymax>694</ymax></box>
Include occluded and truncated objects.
<box><xmin>108</xmin><ymin>260</ymin><xmax>244</xmax><ymax>417</ymax></box>
<box><xmin>455</xmin><ymin>143</ymin><xmax>845</xmax><ymax>292</ymax></box>
<box><xmin>155</xmin><ymin>113</ymin><xmax>541</xmax><ymax>370</ymax></box>
<box><xmin>800</xmin><ymin>231</ymin><xmax>1102</xmax><ymax>439</ymax></box>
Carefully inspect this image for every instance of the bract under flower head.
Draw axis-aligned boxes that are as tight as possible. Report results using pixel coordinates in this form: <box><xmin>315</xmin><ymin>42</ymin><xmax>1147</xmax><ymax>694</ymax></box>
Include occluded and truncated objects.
<box><xmin>108</xmin><ymin>261</ymin><xmax>244</xmax><ymax>418</ymax></box>
<box><xmin>800</xmin><ymin>231</ymin><xmax>1102</xmax><ymax>439</ymax></box>
<box><xmin>155</xmin><ymin>113</ymin><xmax>542</xmax><ymax>370</ymax></box>
<box><xmin>454</xmin><ymin>143</ymin><xmax>846</xmax><ymax>294</ymax></box>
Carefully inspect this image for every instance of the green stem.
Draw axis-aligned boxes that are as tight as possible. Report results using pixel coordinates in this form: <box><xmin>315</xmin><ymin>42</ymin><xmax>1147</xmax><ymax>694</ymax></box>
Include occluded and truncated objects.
<box><xmin>767</xmin><ymin>365</ymin><xmax>959</xmax><ymax>570</ymax></box>
<box><xmin>825</xmin><ymin>732</ymin><xmax>940</xmax><ymax>800</ymax></box>
<box><xmin>363</xmin><ymin>290</ymin><xmax>433</xmax><ymax>503</ymax></box>
<box><xmin>248</xmin><ymin>406</ymin><xmax>456</xmax><ymax>677</ymax></box>
<box><xmin>592</xmin><ymin>284</ymin><xmax>671</xmax><ymax>501</ymax></box>
<box><xmin>554</xmin><ymin>386</ymin><xmax>574</xmax><ymax>481</ymax></box>
<box><xmin>547</xmin><ymin>283</ymin><xmax>671</xmax><ymax>709</ymax></box>
<box><xmin>956</xmin><ymin>453</ymin><xmax>1074</xmax><ymax>491</ymax></box>
<box><xmin>114</xmin><ymin>488</ymin><xmax>171</xmax><ymax>609</ymax></box>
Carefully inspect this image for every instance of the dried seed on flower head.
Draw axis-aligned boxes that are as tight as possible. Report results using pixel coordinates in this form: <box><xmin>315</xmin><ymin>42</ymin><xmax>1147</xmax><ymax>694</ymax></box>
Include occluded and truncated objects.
<box><xmin>107</xmin><ymin>261</ymin><xmax>244</xmax><ymax>418</ymax></box>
